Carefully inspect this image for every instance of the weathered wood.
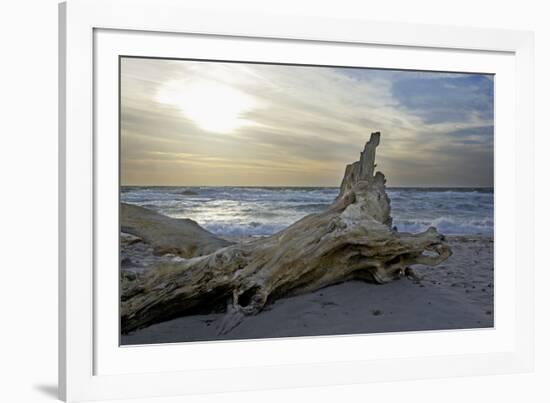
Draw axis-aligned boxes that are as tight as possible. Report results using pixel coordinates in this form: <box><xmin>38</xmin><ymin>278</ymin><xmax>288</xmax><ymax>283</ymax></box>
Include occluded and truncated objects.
<box><xmin>121</xmin><ymin>133</ymin><xmax>452</xmax><ymax>334</ymax></box>
<box><xmin>121</xmin><ymin>203</ymin><xmax>232</xmax><ymax>258</ymax></box>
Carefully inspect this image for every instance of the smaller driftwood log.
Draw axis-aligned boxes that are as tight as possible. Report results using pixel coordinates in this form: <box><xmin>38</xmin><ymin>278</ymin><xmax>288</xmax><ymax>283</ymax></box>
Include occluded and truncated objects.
<box><xmin>121</xmin><ymin>132</ymin><xmax>452</xmax><ymax>334</ymax></box>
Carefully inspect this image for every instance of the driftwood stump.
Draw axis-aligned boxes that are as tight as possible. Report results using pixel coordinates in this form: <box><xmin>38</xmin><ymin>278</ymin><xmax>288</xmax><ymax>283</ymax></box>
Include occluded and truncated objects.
<box><xmin>121</xmin><ymin>133</ymin><xmax>452</xmax><ymax>334</ymax></box>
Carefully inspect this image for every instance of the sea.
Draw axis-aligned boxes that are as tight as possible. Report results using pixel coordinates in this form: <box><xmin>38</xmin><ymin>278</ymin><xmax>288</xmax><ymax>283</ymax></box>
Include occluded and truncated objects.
<box><xmin>121</xmin><ymin>186</ymin><xmax>494</xmax><ymax>237</ymax></box>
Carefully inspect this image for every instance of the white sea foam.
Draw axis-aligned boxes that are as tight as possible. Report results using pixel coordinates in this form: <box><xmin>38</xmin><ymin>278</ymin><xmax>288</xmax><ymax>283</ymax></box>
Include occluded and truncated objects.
<box><xmin>121</xmin><ymin>186</ymin><xmax>493</xmax><ymax>236</ymax></box>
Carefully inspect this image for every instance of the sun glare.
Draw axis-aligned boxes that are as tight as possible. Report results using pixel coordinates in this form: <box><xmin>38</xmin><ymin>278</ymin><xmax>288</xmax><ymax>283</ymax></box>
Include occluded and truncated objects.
<box><xmin>156</xmin><ymin>78</ymin><xmax>256</xmax><ymax>134</ymax></box>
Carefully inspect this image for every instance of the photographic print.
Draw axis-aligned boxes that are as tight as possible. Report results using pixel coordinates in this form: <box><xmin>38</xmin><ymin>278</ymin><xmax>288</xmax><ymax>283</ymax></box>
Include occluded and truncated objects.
<box><xmin>119</xmin><ymin>57</ymin><xmax>494</xmax><ymax>345</ymax></box>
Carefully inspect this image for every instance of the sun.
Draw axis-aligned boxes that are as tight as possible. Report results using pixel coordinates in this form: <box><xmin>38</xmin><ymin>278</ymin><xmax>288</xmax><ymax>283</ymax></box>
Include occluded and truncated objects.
<box><xmin>156</xmin><ymin>78</ymin><xmax>256</xmax><ymax>134</ymax></box>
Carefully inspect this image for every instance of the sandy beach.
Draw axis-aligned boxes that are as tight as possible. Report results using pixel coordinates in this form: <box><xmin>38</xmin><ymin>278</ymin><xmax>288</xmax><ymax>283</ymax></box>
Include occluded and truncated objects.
<box><xmin>121</xmin><ymin>234</ymin><xmax>493</xmax><ymax>345</ymax></box>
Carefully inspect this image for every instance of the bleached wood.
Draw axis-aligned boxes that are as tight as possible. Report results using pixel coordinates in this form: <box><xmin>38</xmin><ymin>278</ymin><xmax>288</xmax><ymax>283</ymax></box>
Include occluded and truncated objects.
<box><xmin>121</xmin><ymin>133</ymin><xmax>452</xmax><ymax>334</ymax></box>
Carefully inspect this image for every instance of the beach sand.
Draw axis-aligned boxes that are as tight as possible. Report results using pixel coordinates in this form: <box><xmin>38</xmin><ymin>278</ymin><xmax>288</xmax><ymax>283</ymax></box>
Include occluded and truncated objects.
<box><xmin>121</xmin><ymin>235</ymin><xmax>493</xmax><ymax>345</ymax></box>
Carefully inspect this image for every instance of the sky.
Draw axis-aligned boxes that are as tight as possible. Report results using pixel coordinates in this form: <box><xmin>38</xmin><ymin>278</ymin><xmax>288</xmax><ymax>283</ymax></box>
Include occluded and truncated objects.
<box><xmin>121</xmin><ymin>57</ymin><xmax>494</xmax><ymax>187</ymax></box>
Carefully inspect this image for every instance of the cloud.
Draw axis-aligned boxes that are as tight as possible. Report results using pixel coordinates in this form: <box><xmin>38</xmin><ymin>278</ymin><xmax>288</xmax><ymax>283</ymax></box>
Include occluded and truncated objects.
<box><xmin>391</xmin><ymin>74</ymin><xmax>494</xmax><ymax>124</ymax></box>
<box><xmin>120</xmin><ymin>58</ymin><xmax>494</xmax><ymax>187</ymax></box>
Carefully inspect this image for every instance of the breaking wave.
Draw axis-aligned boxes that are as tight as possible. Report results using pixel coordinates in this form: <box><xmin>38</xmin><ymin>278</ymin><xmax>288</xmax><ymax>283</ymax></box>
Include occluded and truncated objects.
<box><xmin>121</xmin><ymin>186</ymin><xmax>493</xmax><ymax>237</ymax></box>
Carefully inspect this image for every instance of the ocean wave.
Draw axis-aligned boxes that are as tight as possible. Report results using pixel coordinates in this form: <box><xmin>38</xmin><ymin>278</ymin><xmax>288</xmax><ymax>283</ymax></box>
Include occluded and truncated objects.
<box><xmin>203</xmin><ymin>222</ymin><xmax>288</xmax><ymax>237</ymax></box>
<box><xmin>394</xmin><ymin>216</ymin><xmax>493</xmax><ymax>235</ymax></box>
<box><xmin>122</xmin><ymin>186</ymin><xmax>494</xmax><ymax>237</ymax></box>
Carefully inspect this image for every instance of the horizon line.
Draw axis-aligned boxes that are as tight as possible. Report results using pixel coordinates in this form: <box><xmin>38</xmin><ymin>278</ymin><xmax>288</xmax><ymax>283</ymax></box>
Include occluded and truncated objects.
<box><xmin>120</xmin><ymin>184</ymin><xmax>495</xmax><ymax>188</ymax></box>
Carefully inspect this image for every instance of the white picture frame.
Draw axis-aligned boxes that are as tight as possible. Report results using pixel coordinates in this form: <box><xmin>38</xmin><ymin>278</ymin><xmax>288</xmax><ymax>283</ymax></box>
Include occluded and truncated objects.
<box><xmin>59</xmin><ymin>0</ymin><xmax>534</xmax><ymax>401</ymax></box>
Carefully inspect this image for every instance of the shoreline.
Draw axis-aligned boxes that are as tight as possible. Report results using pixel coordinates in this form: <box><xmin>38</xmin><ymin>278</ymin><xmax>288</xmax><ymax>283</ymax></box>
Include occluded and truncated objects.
<box><xmin>120</xmin><ymin>185</ymin><xmax>494</xmax><ymax>238</ymax></box>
